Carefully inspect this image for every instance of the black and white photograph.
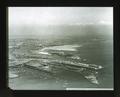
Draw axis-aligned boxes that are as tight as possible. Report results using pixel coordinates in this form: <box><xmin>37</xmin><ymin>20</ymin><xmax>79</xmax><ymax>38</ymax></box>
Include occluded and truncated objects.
<box><xmin>8</xmin><ymin>7</ymin><xmax>113</xmax><ymax>90</ymax></box>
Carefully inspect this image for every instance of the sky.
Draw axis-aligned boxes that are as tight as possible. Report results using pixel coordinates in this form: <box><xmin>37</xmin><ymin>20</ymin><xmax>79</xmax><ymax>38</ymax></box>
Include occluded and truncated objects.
<box><xmin>9</xmin><ymin>7</ymin><xmax>113</xmax><ymax>26</ymax></box>
<box><xmin>8</xmin><ymin>7</ymin><xmax>113</xmax><ymax>37</ymax></box>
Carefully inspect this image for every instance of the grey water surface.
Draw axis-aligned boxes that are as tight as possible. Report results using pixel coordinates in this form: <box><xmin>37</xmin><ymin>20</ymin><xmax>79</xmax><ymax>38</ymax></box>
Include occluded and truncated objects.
<box><xmin>8</xmin><ymin>25</ymin><xmax>113</xmax><ymax>90</ymax></box>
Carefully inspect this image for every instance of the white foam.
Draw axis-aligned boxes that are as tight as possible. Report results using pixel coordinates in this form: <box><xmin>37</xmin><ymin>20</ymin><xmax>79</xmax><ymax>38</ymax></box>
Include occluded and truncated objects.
<box><xmin>9</xmin><ymin>72</ymin><xmax>18</xmax><ymax>78</ymax></box>
<box><xmin>70</xmin><ymin>56</ymin><xmax>81</xmax><ymax>59</ymax></box>
<box><xmin>40</xmin><ymin>44</ymin><xmax>81</xmax><ymax>51</ymax></box>
<box><xmin>39</xmin><ymin>51</ymin><xmax>51</xmax><ymax>55</ymax></box>
<box><xmin>85</xmin><ymin>75</ymin><xmax>99</xmax><ymax>84</ymax></box>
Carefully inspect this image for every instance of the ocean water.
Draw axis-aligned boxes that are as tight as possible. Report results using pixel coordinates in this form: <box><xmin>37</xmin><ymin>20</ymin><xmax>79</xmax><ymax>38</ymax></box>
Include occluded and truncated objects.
<box><xmin>8</xmin><ymin>25</ymin><xmax>113</xmax><ymax>90</ymax></box>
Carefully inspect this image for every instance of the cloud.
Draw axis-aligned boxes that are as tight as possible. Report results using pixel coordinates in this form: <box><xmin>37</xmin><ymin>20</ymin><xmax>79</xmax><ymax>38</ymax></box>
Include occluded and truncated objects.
<box><xmin>9</xmin><ymin>7</ymin><xmax>113</xmax><ymax>26</ymax></box>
